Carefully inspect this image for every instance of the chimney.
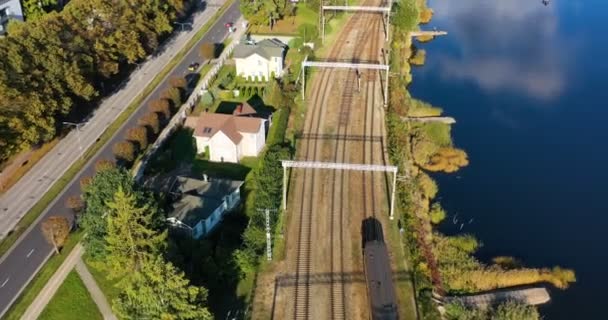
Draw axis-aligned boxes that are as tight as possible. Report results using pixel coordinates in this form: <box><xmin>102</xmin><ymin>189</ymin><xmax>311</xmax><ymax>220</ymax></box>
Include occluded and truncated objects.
<box><xmin>203</xmin><ymin>174</ymin><xmax>208</xmax><ymax>182</ymax></box>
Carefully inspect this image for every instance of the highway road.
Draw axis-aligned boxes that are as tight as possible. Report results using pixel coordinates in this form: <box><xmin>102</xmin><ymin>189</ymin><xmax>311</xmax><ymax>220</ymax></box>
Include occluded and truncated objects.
<box><xmin>0</xmin><ymin>1</ymin><xmax>242</xmax><ymax>316</ymax></box>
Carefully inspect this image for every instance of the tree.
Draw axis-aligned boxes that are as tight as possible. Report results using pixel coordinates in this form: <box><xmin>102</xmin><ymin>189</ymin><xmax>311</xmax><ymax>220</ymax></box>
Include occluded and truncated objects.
<box><xmin>95</xmin><ymin>159</ymin><xmax>116</xmax><ymax>173</ymax></box>
<box><xmin>113</xmin><ymin>255</ymin><xmax>212</xmax><ymax>320</ymax></box>
<box><xmin>148</xmin><ymin>99</ymin><xmax>171</xmax><ymax>120</ymax></box>
<box><xmin>21</xmin><ymin>0</ymin><xmax>58</xmax><ymax>20</ymax></box>
<box><xmin>161</xmin><ymin>87</ymin><xmax>182</xmax><ymax>109</ymax></box>
<box><xmin>113</xmin><ymin>141</ymin><xmax>136</xmax><ymax>163</ymax></box>
<box><xmin>104</xmin><ymin>188</ymin><xmax>166</xmax><ymax>278</ymax></box>
<box><xmin>66</xmin><ymin>196</ymin><xmax>84</xmax><ymax>213</ymax></box>
<box><xmin>80</xmin><ymin>167</ymin><xmax>135</xmax><ymax>259</ymax></box>
<box><xmin>138</xmin><ymin>113</ymin><xmax>160</xmax><ymax>135</ymax></box>
<box><xmin>126</xmin><ymin>126</ymin><xmax>149</xmax><ymax>150</ymax></box>
<box><xmin>40</xmin><ymin>216</ymin><xmax>70</xmax><ymax>254</ymax></box>
<box><xmin>169</xmin><ymin>77</ymin><xmax>187</xmax><ymax>88</ymax></box>
<box><xmin>80</xmin><ymin>176</ymin><xmax>93</xmax><ymax>190</ymax></box>
<box><xmin>199</xmin><ymin>42</ymin><xmax>215</xmax><ymax>60</ymax></box>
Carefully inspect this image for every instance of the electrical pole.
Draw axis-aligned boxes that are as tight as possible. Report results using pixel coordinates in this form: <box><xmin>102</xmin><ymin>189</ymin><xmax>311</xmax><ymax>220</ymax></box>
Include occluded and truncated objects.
<box><xmin>258</xmin><ymin>209</ymin><xmax>277</xmax><ymax>261</ymax></box>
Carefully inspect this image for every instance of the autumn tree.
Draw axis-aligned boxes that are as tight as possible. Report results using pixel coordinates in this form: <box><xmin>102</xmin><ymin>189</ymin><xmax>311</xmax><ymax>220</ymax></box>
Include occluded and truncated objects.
<box><xmin>148</xmin><ymin>99</ymin><xmax>171</xmax><ymax>120</ymax></box>
<box><xmin>161</xmin><ymin>87</ymin><xmax>182</xmax><ymax>109</ymax></box>
<box><xmin>112</xmin><ymin>141</ymin><xmax>136</xmax><ymax>163</ymax></box>
<box><xmin>80</xmin><ymin>176</ymin><xmax>93</xmax><ymax>190</ymax></box>
<box><xmin>199</xmin><ymin>42</ymin><xmax>215</xmax><ymax>60</ymax></box>
<box><xmin>94</xmin><ymin>159</ymin><xmax>116</xmax><ymax>173</ymax></box>
<box><xmin>65</xmin><ymin>196</ymin><xmax>84</xmax><ymax>213</ymax></box>
<box><xmin>138</xmin><ymin>113</ymin><xmax>160</xmax><ymax>135</ymax></box>
<box><xmin>21</xmin><ymin>0</ymin><xmax>59</xmax><ymax>20</ymax></box>
<box><xmin>126</xmin><ymin>126</ymin><xmax>149</xmax><ymax>150</ymax></box>
<box><xmin>169</xmin><ymin>77</ymin><xmax>187</xmax><ymax>89</ymax></box>
<box><xmin>41</xmin><ymin>216</ymin><xmax>71</xmax><ymax>254</ymax></box>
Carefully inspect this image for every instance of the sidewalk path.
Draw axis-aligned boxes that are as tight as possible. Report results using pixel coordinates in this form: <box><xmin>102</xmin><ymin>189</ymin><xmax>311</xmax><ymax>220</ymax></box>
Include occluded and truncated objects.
<box><xmin>20</xmin><ymin>244</ymin><xmax>83</xmax><ymax>320</ymax></box>
<box><xmin>75</xmin><ymin>258</ymin><xmax>117</xmax><ymax>320</ymax></box>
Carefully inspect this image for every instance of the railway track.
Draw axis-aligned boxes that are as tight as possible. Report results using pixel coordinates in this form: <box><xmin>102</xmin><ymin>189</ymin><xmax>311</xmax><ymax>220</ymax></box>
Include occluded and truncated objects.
<box><xmin>289</xmin><ymin>1</ymin><xmax>386</xmax><ymax>319</ymax></box>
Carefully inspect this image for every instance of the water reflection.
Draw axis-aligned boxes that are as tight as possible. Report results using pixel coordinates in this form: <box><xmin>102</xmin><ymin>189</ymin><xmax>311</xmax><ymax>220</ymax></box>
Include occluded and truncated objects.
<box><xmin>430</xmin><ymin>0</ymin><xmax>567</xmax><ymax>100</ymax></box>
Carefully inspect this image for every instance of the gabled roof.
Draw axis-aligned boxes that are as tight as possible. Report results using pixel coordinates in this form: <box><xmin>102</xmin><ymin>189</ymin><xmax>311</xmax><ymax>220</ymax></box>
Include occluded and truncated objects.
<box><xmin>233</xmin><ymin>38</ymin><xmax>286</xmax><ymax>60</ymax></box>
<box><xmin>185</xmin><ymin>108</ymin><xmax>264</xmax><ymax>145</ymax></box>
<box><xmin>169</xmin><ymin>176</ymin><xmax>244</xmax><ymax>227</ymax></box>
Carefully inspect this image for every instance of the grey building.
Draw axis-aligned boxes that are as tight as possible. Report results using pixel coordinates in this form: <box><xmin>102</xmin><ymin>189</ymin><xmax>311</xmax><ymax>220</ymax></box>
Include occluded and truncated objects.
<box><xmin>0</xmin><ymin>0</ymin><xmax>24</xmax><ymax>36</ymax></box>
<box><xmin>167</xmin><ymin>175</ymin><xmax>244</xmax><ymax>239</ymax></box>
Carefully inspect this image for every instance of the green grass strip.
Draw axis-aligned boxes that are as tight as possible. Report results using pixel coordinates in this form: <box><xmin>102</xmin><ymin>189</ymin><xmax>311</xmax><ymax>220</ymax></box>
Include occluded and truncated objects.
<box><xmin>0</xmin><ymin>0</ymin><xmax>235</xmax><ymax>258</ymax></box>
<box><xmin>38</xmin><ymin>270</ymin><xmax>103</xmax><ymax>320</ymax></box>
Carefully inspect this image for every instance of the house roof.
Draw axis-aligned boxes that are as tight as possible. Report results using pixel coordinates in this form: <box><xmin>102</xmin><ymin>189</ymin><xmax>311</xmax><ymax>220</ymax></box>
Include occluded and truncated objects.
<box><xmin>169</xmin><ymin>176</ymin><xmax>244</xmax><ymax>227</ymax></box>
<box><xmin>233</xmin><ymin>38</ymin><xmax>286</xmax><ymax>60</ymax></box>
<box><xmin>185</xmin><ymin>110</ymin><xmax>264</xmax><ymax>145</ymax></box>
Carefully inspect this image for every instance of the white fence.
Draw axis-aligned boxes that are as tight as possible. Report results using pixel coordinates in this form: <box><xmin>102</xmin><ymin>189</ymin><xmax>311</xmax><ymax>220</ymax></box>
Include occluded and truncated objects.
<box><xmin>133</xmin><ymin>22</ymin><xmax>246</xmax><ymax>181</ymax></box>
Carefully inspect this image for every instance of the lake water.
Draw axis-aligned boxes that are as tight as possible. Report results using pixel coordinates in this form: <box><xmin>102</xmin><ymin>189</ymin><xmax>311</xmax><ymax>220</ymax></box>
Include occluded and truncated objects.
<box><xmin>409</xmin><ymin>0</ymin><xmax>608</xmax><ymax>318</ymax></box>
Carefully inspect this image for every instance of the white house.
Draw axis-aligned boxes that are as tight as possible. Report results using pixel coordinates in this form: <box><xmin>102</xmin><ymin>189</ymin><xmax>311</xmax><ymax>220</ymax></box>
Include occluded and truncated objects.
<box><xmin>167</xmin><ymin>175</ymin><xmax>244</xmax><ymax>239</ymax></box>
<box><xmin>233</xmin><ymin>38</ymin><xmax>287</xmax><ymax>81</ymax></box>
<box><xmin>185</xmin><ymin>103</ymin><xmax>267</xmax><ymax>163</ymax></box>
<box><xmin>0</xmin><ymin>0</ymin><xmax>24</xmax><ymax>36</ymax></box>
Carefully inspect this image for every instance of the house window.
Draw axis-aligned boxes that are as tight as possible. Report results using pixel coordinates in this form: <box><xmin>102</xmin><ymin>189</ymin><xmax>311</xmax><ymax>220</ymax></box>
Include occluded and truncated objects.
<box><xmin>203</xmin><ymin>127</ymin><xmax>212</xmax><ymax>134</ymax></box>
<box><xmin>258</xmin><ymin>59</ymin><xmax>262</xmax><ymax>66</ymax></box>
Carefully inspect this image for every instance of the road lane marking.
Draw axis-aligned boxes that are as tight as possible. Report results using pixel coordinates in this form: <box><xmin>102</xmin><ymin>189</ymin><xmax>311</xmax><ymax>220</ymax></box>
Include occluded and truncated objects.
<box><xmin>1</xmin><ymin>277</ymin><xmax>9</xmax><ymax>288</ymax></box>
<box><xmin>26</xmin><ymin>249</ymin><xmax>35</xmax><ymax>258</ymax></box>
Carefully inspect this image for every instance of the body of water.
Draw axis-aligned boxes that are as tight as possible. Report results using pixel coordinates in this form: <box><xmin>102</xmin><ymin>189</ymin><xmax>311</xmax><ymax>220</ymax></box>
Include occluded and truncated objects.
<box><xmin>410</xmin><ymin>0</ymin><xmax>608</xmax><ymax>318</ymax></box>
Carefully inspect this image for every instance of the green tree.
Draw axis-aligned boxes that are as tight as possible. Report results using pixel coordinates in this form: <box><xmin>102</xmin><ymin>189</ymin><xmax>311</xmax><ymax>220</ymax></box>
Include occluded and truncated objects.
<box><xmin>80</xmin><ymin>168</ymin><xmax>135</xmax><ymax>259</ymax></box>
<box><xmin>113</xmin><ymin>255</ymin><xmax>212</xmax><ymax>320</ymax></box>
<box><xmin>21</xmin><ymin>0</ymin><xmax>59</xmax><ymax>20</ymax></box>
<box><xmin>104</xmin><ymin>188</ymin><xmax>166</xmax><ymax>279</ymax></box>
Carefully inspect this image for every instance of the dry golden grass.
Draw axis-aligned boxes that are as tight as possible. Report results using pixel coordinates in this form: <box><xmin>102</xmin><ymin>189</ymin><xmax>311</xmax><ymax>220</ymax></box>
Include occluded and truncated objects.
<box><xmin>409</xmin><ymin>49</ymin><xmax>426</xmax><ymax>66</ymax></box>
<box><xmin>419</xmin><ymin>8</ymin><xmax>434</xmax><ymax>24</ymax></box>
<box><xmin>423</xmin><ymin>147</ymin><xmax>469</xmax><ymax>173</ymax></box>
<box><xmin>416</xmin><ymin>34</ymin><xmax>434</xmax><ymax>43</ymax></box>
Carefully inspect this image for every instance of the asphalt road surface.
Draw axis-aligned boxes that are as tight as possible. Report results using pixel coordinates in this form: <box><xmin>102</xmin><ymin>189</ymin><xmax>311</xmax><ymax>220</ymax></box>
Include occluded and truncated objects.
<box><xmin>0</xmin><ymin>1</ymin><xmax>241</xmax><ymax>316</ymax></box>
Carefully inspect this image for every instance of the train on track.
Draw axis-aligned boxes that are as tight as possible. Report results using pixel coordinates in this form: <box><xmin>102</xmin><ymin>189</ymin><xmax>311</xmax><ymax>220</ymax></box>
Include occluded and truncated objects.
<box><xmin>362</xmin><ymin>218</ymin><xmax>398</xmax><ymax>320</ymax></box>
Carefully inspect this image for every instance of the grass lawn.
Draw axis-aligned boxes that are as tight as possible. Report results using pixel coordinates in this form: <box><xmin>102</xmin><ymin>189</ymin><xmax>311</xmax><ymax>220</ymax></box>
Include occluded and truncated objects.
<box><xmin>249</xmin><ymin>3</ymin><xmax>317</xmax><ymax>35</ymax></box>
<box><xmin>38</xmin><ymin>270</ymin><xmax>102</xmax><ymax>320</ymax></box>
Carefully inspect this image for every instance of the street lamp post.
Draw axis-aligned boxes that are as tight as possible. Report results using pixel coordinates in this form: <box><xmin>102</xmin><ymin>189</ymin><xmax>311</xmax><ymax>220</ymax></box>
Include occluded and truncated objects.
<box><xmin>62</xmin><ymin>121</ymin><xmax>87</xmax><ymax>151</ymax></box>
<box><xmin>174</xmin><ymin>22</ymin><xmax>193</xmax><ymax>31</ymax></box>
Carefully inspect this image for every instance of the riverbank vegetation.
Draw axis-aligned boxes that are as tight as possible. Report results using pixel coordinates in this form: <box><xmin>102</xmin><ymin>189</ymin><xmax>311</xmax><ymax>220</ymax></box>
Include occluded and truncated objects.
<box><xmin>388</xmin><ymin>0</ymin><xmax>575</xmax><ymax>318</ymax></box>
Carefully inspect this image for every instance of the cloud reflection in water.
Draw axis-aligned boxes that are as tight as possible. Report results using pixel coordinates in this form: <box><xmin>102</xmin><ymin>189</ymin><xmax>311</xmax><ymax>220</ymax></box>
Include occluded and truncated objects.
<box><xmin>430</xmin><ymin>0</ymin><xmax>567</xmax><ymax>101</ymax></box>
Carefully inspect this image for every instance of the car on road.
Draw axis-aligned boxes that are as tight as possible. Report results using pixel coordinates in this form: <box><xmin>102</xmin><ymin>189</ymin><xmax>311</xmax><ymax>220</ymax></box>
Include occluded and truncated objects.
<box><xmin>225</xmin><ymin>22</ymin><xmax>233</xmax><ymax>28</ymax></box>
<box><xmin>188</xmin><ymin>62</ymin><xmax>200</xmax><ymax>71</ymax></box>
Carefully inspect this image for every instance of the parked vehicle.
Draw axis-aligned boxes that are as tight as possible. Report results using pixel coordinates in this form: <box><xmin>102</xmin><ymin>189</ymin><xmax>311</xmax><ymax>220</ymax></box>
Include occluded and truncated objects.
<box><xmin>188</xmin><ymin>62</ymin><xmax>200</xmax><ymax>71</ymax></box>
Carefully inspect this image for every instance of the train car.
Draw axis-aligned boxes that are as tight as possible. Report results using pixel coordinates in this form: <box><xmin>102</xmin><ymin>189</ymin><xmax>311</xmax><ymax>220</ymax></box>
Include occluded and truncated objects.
<box><xmin>362</xmin><ymin>218</ymin><xmax>398</xmax><ymax>320</ymax></box>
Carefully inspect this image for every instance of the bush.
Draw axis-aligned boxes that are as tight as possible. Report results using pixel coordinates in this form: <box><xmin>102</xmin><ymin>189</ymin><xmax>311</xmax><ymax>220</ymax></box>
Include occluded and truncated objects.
<box><xmin>65</xmin><ymin>195</ymin><xmax>84</xmax><ymax>213</ymax></box>
<box><xmin>138</xmin><ymin>113</ymin><xmax>161</xmax><ymax>135</ymax></box>
<box><xmin>80</xmin><ymin>177</ymin><xmax>93</xmax><ymax>190</ymax></box>
<box><xmin>112</xmin><ymin>141</ymin><xmax>136</xmax><ymax>163</ymax></box>
<box><xmin>126</xmin><ymin>126</ymin><xmax>149</xmax><ymax>150</ymax></box>
<box><xmin>200</xmin><ymin>91</ymin><xmax>214</xmax><ymax>107</ymax></box>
